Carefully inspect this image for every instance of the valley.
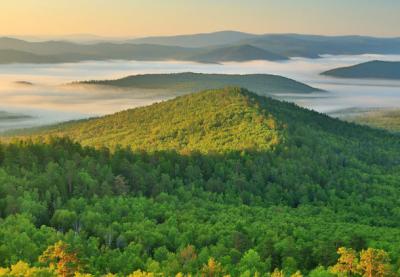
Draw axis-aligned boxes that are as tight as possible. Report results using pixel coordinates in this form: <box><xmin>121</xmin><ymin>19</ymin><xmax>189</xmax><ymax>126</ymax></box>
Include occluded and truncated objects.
<box><xmin>1</xmin><ymin>54</ymin><xmax>400</xmax><ymax>133</ymax></box>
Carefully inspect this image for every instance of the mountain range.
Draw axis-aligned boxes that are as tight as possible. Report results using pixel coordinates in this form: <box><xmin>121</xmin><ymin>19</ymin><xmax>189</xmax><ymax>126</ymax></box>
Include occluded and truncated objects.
<box><xmin>128</xmin><ymin>31</ymin><xmax>400</xmax><ymax>58</ymax></box>
<box><xmin>1</xmin><ymin>31</ymin><xmax>400</xmax><ymax>64</ymax></box>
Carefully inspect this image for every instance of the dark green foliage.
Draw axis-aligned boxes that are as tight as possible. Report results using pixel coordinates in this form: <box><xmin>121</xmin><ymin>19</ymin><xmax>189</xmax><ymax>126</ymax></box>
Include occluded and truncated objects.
<box><xmin>1</xmin><ymin>88</ymin><xmax>400</xmax><ymax>274</ymax></box>
<box><xmin>76</xmin><ymin>72</ymin><xmax>320</xmax><ymax>94</ymax></box>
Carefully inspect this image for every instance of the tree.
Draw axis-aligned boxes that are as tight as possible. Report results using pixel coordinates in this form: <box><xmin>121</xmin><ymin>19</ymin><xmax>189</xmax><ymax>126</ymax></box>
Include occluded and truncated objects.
<box><xmin>201</xmin><ymin>258</ymin><xmax>224</xmax><ymax>277</ymax></box>
<box><xmin>39</xmin><ymin>241</ymin><xmax>80</xmax><ymax>277</ymax></box>
<box><xmin>127</xmin><ymin>270</ymin><xmax>155</xmax><ymax>277</ymax></box>
<box><xmin>50</xmin><ymin>210</ymin><xmax>78</xmax><ymax>232</ymax></box>
<box><xmin>113</xmin><ymin>175</ymin><xmax>129</xmax><ymax>195</ymax></box>
<box><xmin>238</xmin><ymin>249</ymin><xmax>263</xmax><ymax>276</ymax></box>
<box><xmin>270</xmin><ymin>268</ymin><xmax>285</xmax><ymax>277</ymax></box>
<box><xmin>179</xmin><ymin>245</ymin><xmax>197</xmax><ymax>266</ymax></box>
<box><xmin>308</xmin><ymin>266</ymin><xmax>334</xmax><ymax>277</ymax></box>
<box><xmin>283</xmin><ymin>257</ymin><xmax>298</xmax><ymax>276</ymax></box>
<box><xmin>358</xmin><ymin>248</ymin><xmax>392</xmax><ymax>277</ymax></box>
<box><xmin>3</xmin><ymin>261</ymin><xmax>54</xmax><ymax>277</ymax></box>
<box><xmin>65</xmin><ymin>160</ymin><xmax>76</xmax><ymax>195</ymax></box>
<box><xmin>9</xmin><ymin>261</ymin><xmax>31</xmax><ymax>277</ymax></box>
<box><xmin>331</xmin><ymin>247</ymin><xmax>359</xmax><ymax>276</ymax></box>
<box><xmin>291</xmin><ymin>271</ymin><xmax>303</xmax><ymax>277</ymax></box>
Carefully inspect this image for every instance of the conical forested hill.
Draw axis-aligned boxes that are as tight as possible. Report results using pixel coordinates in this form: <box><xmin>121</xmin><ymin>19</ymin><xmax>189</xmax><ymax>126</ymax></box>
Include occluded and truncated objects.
<box><xmin>1</xmin><ymin>87</ymin><xmax>400</xmax><ymax>275</ymax></box>
<box><xmin>20</xmin><ymin>86</ymin><xmax>399</xmax><ymax>156</ymax></box>
<box><xmin>32</xmin><ymin>88</ymin><xmax>282</xmax><ymax>152</ymax></box>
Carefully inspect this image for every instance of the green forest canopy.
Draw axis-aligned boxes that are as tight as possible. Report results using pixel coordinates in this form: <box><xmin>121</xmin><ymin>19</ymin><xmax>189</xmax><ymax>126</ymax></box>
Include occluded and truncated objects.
<box><xmin>1</xmin><ymin>88</ymin><xmax>400</xmax><ymax>275</ymax></box>
<box><xmin>73</xmin><ymin>72</ymin><xmax>321</xmax><ymax>95</ymax></box>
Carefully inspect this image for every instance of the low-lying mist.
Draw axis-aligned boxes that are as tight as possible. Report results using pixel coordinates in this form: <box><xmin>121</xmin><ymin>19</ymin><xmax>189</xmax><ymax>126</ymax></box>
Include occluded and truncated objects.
<box><xmin>1</xmin><ymin>54</ymin><xmax>400</xmax><ymax>132</ymax></box>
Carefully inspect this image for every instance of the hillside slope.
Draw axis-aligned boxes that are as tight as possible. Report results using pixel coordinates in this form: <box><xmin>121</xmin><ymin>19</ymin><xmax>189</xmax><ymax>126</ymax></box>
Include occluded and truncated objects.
<box><xmin>20</xmin><ymin>88</ymin><xmax>282</xmax><ymax>152</ymax></box>
<box><xmin>75</xmin><ymin>72</ymin><xmax>320</xmax><ymax>95</ymax></box>
<box><xmin>322</xmin><ymin>60</ymin><xmax>400</xmax><ymax>79</ymax></box>
<box><xmin>2</xmin><ymin>88</ymin><xmax>400</xmax><ymax>274</ymax></box>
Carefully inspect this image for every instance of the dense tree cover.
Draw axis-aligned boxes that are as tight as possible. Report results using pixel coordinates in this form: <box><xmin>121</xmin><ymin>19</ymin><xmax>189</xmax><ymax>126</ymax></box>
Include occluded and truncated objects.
<box><xmin>0</xmin><ymin>242</ymin><xmax>393</xmax><ymax>276</ymax></box>
<box><xmin>322</xmin><ymin>60</ymin><xmax>400</xmax><ymax>80</ymax></box>
<box><xmin>332</xmin><ymin>247</ymin><xmax>394</xmax><ymax>277</ymax></box>
<box><xmin>13</xmin><ymin>88</ymin><xmax>283</xmax><ymax>151</ymax></box>
<box><xmin>75</xmin><ymin>72</ymin><xmax>319</xmax><ymax>94</ymax></box>
<box><xmin>1</xmin><ymin>88</ymin><xmax>400</xmax><ymax>275</ymax></box>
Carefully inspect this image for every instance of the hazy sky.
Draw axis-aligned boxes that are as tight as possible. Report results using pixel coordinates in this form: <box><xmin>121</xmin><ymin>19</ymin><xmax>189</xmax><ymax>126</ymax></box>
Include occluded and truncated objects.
<box><xmin>1</xmin><ymin>0</ymin><xmax>399</xmax><ymax>37</ymax></box>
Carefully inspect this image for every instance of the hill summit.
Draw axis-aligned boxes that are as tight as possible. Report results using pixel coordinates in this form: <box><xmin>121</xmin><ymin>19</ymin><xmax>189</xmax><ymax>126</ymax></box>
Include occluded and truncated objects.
<box><xmin>3</xmin><ymin>87</ymin><xmax>400</xmax><ymax>274</ymax></box>
<box><xmin>29</xmin><ymin>88</ymin><xmax>283</xmax><ymax>153</ymax></box>
<box><xmin>322</xmin><ymin>60</ymin><xmax>400</xmax><ymax>79</ymax></box>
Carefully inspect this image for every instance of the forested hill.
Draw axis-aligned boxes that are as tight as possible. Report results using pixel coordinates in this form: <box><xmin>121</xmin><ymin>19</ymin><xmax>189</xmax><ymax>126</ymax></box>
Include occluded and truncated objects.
<box><xmin>322</xmin><ymin>60</ymin><xmax>400</xmax><ymax>79</ymax></box>
<box><xmin>13</xmin><ymin>88</ymin><xmax>284</xmax><ymax>152</ymax></box>
<box><xmin>74</xmin><ymin>72</ymin><xmax>321</xmax><ymax>95</ymax></box>
<box><xmin>1</xmin><ymin>88</ymin><xmax>400</xmax><ymax>275</ymax></box>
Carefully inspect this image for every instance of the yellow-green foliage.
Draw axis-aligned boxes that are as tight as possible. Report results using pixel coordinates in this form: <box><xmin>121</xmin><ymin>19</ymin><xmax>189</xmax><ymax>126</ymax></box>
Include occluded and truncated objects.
<box><xmin>0</xmin><ymin>261</ymin><xmax>54</xmax><ymax>277</ymax></box>
<box><xmin>28</xmin><ymin>88</ymin><xmax>282</xmax><ymax>153</ymax></box>
<box><xmin>348</xmin><ymin>109</ymin><xmax>400</xmax><ymax>132</ymax></box>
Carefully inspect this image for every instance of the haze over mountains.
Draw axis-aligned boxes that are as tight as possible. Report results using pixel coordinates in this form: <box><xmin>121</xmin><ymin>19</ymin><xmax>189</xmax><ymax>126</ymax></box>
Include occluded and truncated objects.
<box><xmin>129</xmin><ymin>31</ymin><xmax>400</xmax><ymax>57</ymax></box>
<box><xmin>3</xmin><ymin>0</ymin><xmax>400</xmax><ymax>274</ymax></box>
<box><xmin>1</xmin><ymin>31</ymin><xmax>400</xmax><ymax>64</ymax></box>
<box><xmin>127</xmin><ymin>31</ymin><xmax>257</xmax><ymax>47</ymax></box>
<box><xmin>2</xmin><ymin>37</ymin><xmax>400</xmax><ymax>275</ymax></box>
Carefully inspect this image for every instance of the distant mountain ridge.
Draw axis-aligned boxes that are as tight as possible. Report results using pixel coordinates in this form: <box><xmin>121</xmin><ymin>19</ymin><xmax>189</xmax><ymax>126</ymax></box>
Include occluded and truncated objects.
<box><xmin>129</xmin><ymin>31</ymin><xmax>400</xmax><ymax>58</ymax></box>
<box><xmin>322</xmin><ymin>60</ymin><xmax>400</xmax><ymax>79</ymax></box>
<box><xmin>1</xmin><ymin>31</ymin><xmax>400</xmax><ymax>64</ymax></box>
<box><xmin>127</xmin><ymin>30</ymin><xmax>256</xmax><ymax>48</ymax></box>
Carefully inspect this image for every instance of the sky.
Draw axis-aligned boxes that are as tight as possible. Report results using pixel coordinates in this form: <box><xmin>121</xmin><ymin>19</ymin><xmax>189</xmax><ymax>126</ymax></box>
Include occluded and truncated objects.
<box><xmin>1</xmin><ymin>0</ymin><xmax>399</xmax><ymax>37</ymax></box>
